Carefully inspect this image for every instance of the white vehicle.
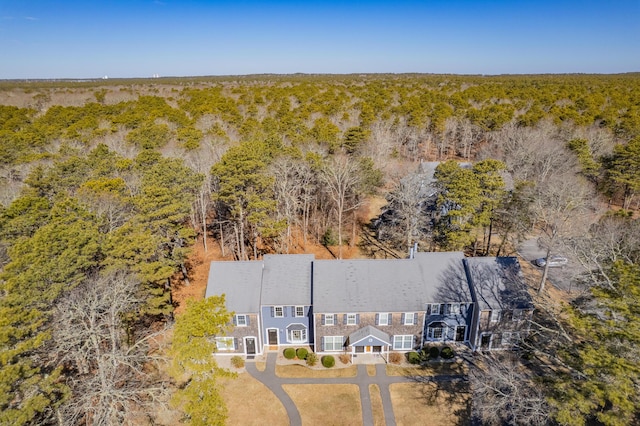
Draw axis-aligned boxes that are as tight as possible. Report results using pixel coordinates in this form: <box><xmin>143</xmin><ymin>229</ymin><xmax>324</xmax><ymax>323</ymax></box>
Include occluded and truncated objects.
<box><xmin>534</xmin><ymin>255</ymin><xmax>568</xmax><ymax>268</ymax></box>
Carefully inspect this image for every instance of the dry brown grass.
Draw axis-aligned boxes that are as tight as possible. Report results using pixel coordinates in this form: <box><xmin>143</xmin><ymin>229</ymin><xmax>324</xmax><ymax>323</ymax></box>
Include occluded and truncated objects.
<box><xmin>283</xmin><ymin>384</ymin><xmax>362</xmax><ymax>426</ymax></box>
<box><xmin>221</xmin><ymin>373</ymin><xmax>288</xmax><ymax>426</ymax></box>
<box><xmin>369</xmin><ymin>384</ymin><xmax>385</xmax><ymax>426</ymax></box>
<box><xmin>366</xmin><ymin>365</ymin><xmax>376</xmax><ymax>376</ymax></box>
<box><xmin>275</xmin><ymin>364</ymin><xmax>357</xmax><ymax>378</ymax></box>
<box><xmin>390</xmin><ymin>382</ymin><xmax>470</xmax><ymax>426</ymax></box>
<box><xmin>386</xmin><ymin>362</ymin><xmax>467</xmax><ymax>377</ymax></box>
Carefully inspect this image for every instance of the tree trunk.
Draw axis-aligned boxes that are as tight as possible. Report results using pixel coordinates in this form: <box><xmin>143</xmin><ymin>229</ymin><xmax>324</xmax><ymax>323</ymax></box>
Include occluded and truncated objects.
<box><xmin>485</xmin><ymin>217</ymin><xmax>494</xmax><ymax>256</ymax></box>
<box><xmin>219</xmin><ymin>221</ymin><xmax>225</xmax><ymax>257</ymax></box>
<box><xmin>538</xmin><ymin>248</ymin><xmax>552</xmax><ymax>294</ymax></box>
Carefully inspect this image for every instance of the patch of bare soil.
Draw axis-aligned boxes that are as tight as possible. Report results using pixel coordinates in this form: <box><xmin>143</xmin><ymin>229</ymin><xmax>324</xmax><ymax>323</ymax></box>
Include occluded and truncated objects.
<box><xmin>173</xmin><ymin>196</ymin><xmax>390</xmax><ymax>315</ymax></box>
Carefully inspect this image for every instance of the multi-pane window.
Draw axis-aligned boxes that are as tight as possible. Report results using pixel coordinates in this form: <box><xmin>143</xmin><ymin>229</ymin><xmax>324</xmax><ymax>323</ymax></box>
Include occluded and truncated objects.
<box><xmin>274</xmin><ymin>306</ymin><xmax>284</xmax><ymax>317</ymax></box>
<box><xmin>393</xmin><ymin>335</ymin><xmax>413</xmax><ymax>350</ymax></box>
<box><xmin>289</xmin><ymin>329</ymin><xmax>307</xmax><ymax>343</ymax></box>
<box><xmin>235</xmin><ymin>314</ymin><xmax>247</xmax><ymax>326</ymax></box>
<box><xmin>377</xmin><ymin>313</ymin><xmax>390</xmax><ymax>326</ymax></box>
<box><xmin>215</xmin><ymin>337</ymin><xmax>235</xmax><ymax>351</ymax></box>
<box><xmin>427</xmin><ymin>304</ymin><xmax>441</xmax><ymax>315</ymax></box>
<box><xmin>404</xmin><ymin>312</ymin><xmax>416</xmax><ymax>325</ymax></box>
<box><xmin>449</xmin><ymin>303</ymin><xmax>461</xmax><ymax>314</ymax></box>
<box><xmin>324</xmin><ymin>314</ymin><xmax>335</xmax><ymax>326</ymax></box>
<box><xmin>346</xmin><ymin>313</ymin><xmax>357</xmax><ymax>325</ymax></box>
<box><xmin>324</xmin><ymin>336</ymin><xmax>344</xmax><ymax>351</ymax></box>
<box><xmin>295</xmin><ymin>306</ymin><xmax>305</xmax><ymax>317</ymax></box>
<box><xmin>428</xmin><ymin>325</ymin><xmax>445</xmax><ymax>340</ymax></box>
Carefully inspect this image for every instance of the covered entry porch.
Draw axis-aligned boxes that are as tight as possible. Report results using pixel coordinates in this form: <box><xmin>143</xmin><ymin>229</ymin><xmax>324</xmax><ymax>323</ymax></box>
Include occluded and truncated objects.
<box><xmin>347</xmin><ymin>325</ymin><xmax>391</xmax><ymax>362</ymax></box>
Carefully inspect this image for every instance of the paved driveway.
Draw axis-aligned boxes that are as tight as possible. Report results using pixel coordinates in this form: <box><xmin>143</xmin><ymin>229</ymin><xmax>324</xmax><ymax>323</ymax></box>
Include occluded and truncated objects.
<box><xmin>517</xmin><ymin>238</ymin><xmax>582</xmax><ymax>293</ymax></box>
<box><xmin>245</xmin><ymin>353</ymin><xmax>465</xmax><ymax>426</ymax></box>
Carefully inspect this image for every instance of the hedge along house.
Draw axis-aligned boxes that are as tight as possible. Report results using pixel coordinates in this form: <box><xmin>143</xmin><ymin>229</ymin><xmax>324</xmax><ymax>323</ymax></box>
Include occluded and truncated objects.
<box><xmin>312</xmin><ymin>252</ymin><xmax>468</xmax><ymax>358</ymax></box>
<box><xmin>465</xmin><ymin>257</ymin><xmax>534</xmax><ymax>351</ymax></box>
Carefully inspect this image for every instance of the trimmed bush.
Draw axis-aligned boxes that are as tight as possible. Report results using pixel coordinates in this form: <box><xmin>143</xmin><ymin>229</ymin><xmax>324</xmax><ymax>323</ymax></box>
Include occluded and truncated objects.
<box><xmin>429</xmin><ymin>346</ymin><xmax>440</xmax><ymax>359</ymax></box>
<box><xmin>296</xmin><ymin>348</ymin><xmax>308</xmax><ymax>360</ymax></box>
<box><xmin>231</xmin><ymin>355</ymin><xmax>245</xmax><ymax>368</ymax></box>
<box><xmin>407</xmin><ymin>351</ymin><xmax>421</xmax><ymax>364</ymax></box>
<box><xmin>388</xmin><ymin>352</ymin><xmax>402</xmax><ymax>364</ymax></box>
<box><xmin>283</xmin><ymin>348</ymin><xmax>296</xmax><ymax>359</ymax></box>
<box><xmin>440</xmin><ymin>346</ymin><xmax>455</xmax><ymax>359</ymax></box>
<box><xmin>306</xmin><ymin>352</ymin><xmax>318</xmax><ymax>367</ymax></box>
<box><xmin>321</xmin><ymin>355</ymin><xmax>336</xmax><ymax>368</ymax></box>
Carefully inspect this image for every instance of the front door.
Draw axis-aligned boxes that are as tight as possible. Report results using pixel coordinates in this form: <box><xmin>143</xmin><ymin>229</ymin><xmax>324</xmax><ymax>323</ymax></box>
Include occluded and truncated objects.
<box><xmin>246</xmin><ymin>337</ymin><xmax>256</xmax><ymax>355</ymax></box>
<box><xmin>480</xmin><ymin>334</ymin><xmax>492</xmax><ymax>350</ymax></box>
<box><xmin>455</xmin><ymin>326</ymin><xmax>466</xmax><ymax>342</ymax></box>
<box><xmin>365</xmin><ymin>346</ymin><xmax>372</xmax><ymax>353</ymax></box>
<box><xmin>268</xmin><ymin>329</ymin><xmax>278</xmax><ymax>345</ymax></box>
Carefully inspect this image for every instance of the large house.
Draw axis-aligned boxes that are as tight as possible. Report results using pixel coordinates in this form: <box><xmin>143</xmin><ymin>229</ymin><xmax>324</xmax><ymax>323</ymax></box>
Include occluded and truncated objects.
<box><xmin>205</xmin><ymin>252</ymin><xmax>533</xmax><ymax>356</ymax></box>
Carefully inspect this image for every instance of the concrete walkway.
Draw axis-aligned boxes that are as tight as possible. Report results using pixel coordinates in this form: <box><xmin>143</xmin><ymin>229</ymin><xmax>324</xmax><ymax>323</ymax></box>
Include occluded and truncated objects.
<box><xmin>245</xmin><ymin>353</ymin><xmax>465</xmax><ymax>426</ymax></box>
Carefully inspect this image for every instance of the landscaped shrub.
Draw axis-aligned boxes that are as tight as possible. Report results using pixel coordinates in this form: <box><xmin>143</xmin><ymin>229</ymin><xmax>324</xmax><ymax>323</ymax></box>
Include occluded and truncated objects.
<box><xmin>283</xmin><ymin>348</ymin><xmax>296</xmax><ymax>359</ymax></box>
<box><xmin>388</xmin><ymin>352</ymin><xmax>402</xmax><ymax>364</ymax></box>
<box><xmin>321</xmin><ymin>355</ymin><xmax>335</xmax><ymax>368</ymax></box>
<box><xmin>231</xmin><ymin>355</ymin><xmax>245</xmax><ymax>368</ymax></box>
<box><xmin>407</xmin><ymin>351</ymin><xmax>421</xmax><ymax>364</ymax></box>
<box><xmin>440</xmin><ymin>346</ymin><xmax>455</xmax><ymax>359</ymax></box>
<box><xmin>339</xmin><ymin>353</ymin><xmax>351</xmax><ymax>364</ymax></box>
<box><xmin>296</xmin><ymin>348</ymin><xmax>308</xmax><ymax>360</ymax></box>
<box><xmin>429</xmin><ymin>346</ymin><xmax>440</xmax><ymax>359</ymax></box>
<box><xmin>306</xmin><ymin>352</ymin><xmax>318</xmax><ymax>366</ymax></box>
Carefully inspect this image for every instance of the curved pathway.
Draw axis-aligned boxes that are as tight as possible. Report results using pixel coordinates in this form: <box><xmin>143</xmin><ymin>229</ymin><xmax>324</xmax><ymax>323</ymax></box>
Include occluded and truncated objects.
<box><xmin>245</xmin><ymin>353</ymin><xmax>465</xmax><ymax>426</ymax></box>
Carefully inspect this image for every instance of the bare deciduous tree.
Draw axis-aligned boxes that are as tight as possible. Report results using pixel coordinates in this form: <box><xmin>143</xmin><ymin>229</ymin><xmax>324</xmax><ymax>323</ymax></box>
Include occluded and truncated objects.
<box><xmin>532</xmin><ymin>172</ymin><xmax>600</xmax><ymax>293</ymax></box>
<box><xmin>469</xmin><ymin>354</ymin><xmax>550</xmax><ymax>426</ymax></box>
<box><xmin>320</xmin><ymin>156</ymin><xmax>363</xmax><ymax>258</ymax></box>
<box><xmin>53</xmin><ymin>271</ymin><xmax>167</xmax><ymax>426</ymax></box>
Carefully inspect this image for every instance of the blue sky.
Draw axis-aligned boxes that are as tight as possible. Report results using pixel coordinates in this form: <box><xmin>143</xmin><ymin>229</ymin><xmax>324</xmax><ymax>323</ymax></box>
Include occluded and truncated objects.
<box><xmin>1</xmin><ymin>0</ymin><xmax>638</xmax><ymax>79</ymax></box>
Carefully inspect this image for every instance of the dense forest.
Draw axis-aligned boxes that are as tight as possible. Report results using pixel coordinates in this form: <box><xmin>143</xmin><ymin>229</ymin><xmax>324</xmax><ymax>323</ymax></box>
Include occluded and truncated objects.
<box><xmin>1</xmin><ymin>73</ymin><xmax>639</xmax><ymax>425</ymax></box>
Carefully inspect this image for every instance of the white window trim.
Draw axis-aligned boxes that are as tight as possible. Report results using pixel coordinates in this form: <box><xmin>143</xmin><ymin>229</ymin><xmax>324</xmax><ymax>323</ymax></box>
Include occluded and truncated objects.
<box><xmin>346</xmin><ymin>313</ymin><xmax>357</xmax><ymax>325</ymax></box>
<box><xmin>324</xmin><ymin>314</ymin><xmax>335</xmax><ymax>326</ymax></box>
<box><xmin>378</xmin><ymin>313</ymin><xmax>389</xmax><ymax>326</ymax></box>
<box><xmin>404</xmin><ymin>312</ymin><xmax>416</xmax><ymax>325</ymax></box>
<box><xmin>449</xmin><ymin>303</ymin><xmax>461</xmax><ymax>315</ymax></box>
<box><xmin>235</xmin><ymin>314</ymin><xmax>247</xmax><ymax>327</ymax></box>
<box><xmin>428</xmin><ymin>324</ymin><xmax>446</xmax><ymax>340</ymax></box>
<box><xmin>428</xmin><ymin>304</ymin><xmax>441</xmax><ymax>315</ymax></box>
<box><xmin>324</xmin><ymin>336</ymin><xmax>343</xmax><ymax>351</ymax></box>
<box><xmin>393</xmin><ymin>335</ymin><xmax>413</xmax><ymax>350</ymax></box>
<box><xmin>215</xmin><ymin>337</ymin><xmax>235</xmax><ymax>351</ymax></box>
<box><xmin>289</xmin><ymin>329</ymin><xmax>307</xmax><ymax>343</ymax></box>
<box><xmin>295</xmin><ymin>306</ymin><xmax>305</xmax><ymax>317</ymax></box>
<box><xmin>274</xmin><ymin>306</ymin><xmax>284</xmax><ymax>318</ymax></box>
<box><xmin>490</xmin><ymin>309</ymin><xmax>501</xmax><ymax>322</ymax></box>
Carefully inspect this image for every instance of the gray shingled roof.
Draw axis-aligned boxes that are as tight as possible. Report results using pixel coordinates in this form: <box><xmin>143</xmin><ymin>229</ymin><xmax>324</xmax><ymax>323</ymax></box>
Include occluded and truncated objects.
<box><xmin>465</xmin><ymin>257</ymin><xmax>533</xmax><ymax>311</ymax></box>
<box><xmin>349</xmin><ymin>325</ymin><xmax>391</xmax><ymax>346</ymax></box>
<box><xmin>313</xmin><ymin>252</ymin><xmax>467</xmax><ymax>312</ymax></box>
<box><xmin>205</xmin><ymin>260</ymin><xmax>263</xmax><ymax>313</ymax></box>
<box><xmin>260</xmin><ymin>254</ymin><xmax>314</xmax><ymax>305</ymax></box>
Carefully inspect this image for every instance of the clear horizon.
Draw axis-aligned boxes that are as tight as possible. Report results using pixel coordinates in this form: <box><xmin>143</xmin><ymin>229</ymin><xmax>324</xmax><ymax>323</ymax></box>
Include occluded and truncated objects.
<box><xmin>1</xmin><ymin>0</ymin><xmax>638</xmax><ymax>80</ymax></box>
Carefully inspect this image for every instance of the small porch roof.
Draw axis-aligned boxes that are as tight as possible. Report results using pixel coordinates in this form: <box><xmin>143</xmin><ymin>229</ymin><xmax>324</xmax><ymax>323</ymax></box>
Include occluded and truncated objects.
<box><xmin>348</xmin><ymin>325</ymin><xmax>391</xmax><ymax>347</ymax></box>
<box><xmin>286</xmin><ymin>323</ymin><xmax>307</xmax><ymax>331</ymax></box>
